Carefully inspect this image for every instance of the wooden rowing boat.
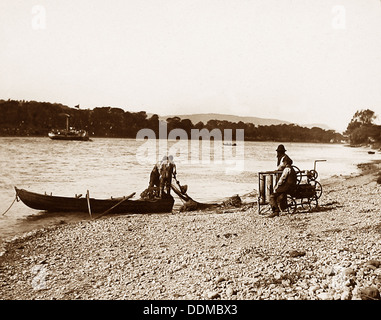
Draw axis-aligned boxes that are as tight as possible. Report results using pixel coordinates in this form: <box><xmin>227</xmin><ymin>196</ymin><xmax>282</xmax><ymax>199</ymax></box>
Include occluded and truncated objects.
<box><xmin>15</xmin><ymin>187</ymin><xmax>174</xmax><ymax>214</ymax></box>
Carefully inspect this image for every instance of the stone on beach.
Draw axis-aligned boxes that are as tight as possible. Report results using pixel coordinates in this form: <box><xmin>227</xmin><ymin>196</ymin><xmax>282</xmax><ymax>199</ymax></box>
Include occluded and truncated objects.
<box><xmin>359</xmin><ymin>287</ymin><xmax>381</xmax><ymax>300</ymax></box>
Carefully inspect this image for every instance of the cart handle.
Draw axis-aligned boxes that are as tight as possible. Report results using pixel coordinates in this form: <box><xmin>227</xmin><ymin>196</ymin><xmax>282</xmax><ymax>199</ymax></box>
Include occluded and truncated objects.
<box><xmin>314</xmin><ymin>159</ymin><xmax>327</xmax><ymax>171</ymax></box>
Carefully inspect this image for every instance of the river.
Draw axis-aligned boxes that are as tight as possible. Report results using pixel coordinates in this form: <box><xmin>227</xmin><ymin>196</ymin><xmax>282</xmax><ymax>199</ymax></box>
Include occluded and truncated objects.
<box><xmin>0</xmin><ymin>137</ymin><xmax>379</xmax><ymax>243</ymax></box>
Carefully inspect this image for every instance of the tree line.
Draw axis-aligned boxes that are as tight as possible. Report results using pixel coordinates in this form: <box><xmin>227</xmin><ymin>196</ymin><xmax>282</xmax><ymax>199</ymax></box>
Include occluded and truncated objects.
<box><xmin>0</xmin><ymin>99</ymin><xmax>343</xmax><ymax>143</ymax></box>
<box><xmin>344</xmin><ymin>109</ymin><xmax>381</xmax><ymax>146</ymax></box>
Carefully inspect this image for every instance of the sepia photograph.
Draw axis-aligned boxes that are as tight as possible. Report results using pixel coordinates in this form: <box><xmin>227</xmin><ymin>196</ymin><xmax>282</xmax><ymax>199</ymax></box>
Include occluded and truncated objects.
<box><xmin>1</xmin><ymin>0</ymin><xmax>381</xmax><ymax>307</ymax></box>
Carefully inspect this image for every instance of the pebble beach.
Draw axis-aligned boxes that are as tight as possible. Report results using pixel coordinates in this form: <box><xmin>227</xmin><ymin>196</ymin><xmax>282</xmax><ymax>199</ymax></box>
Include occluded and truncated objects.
<box><xmin>1</xmin><ymin>161</ymin><xmax>381</xmax><ymax>300</ymax></box>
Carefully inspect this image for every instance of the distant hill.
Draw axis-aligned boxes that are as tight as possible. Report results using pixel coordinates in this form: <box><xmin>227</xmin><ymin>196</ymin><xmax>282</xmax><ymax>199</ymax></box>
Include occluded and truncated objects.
<box><xmin>158</xmin><ymin>113</ymin><xmax>291</xmax><ymax>126</ymax></box>
<box><xmin>300</xmin><ymin>123</ymin><xmax>334</xmax><ymax>130</ymax></box>
<box><xmin>156</xmin><ymin>113</ymin><xmax>332</xmax><ymax>130</ymax></box>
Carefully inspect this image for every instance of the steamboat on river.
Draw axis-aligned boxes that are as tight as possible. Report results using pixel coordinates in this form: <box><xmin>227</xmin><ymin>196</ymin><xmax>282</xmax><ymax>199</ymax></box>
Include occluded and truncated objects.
<box><xmin>48</xmin><ymin>114</ymin><xmax>89</xmax><ymax>141</ymax></box>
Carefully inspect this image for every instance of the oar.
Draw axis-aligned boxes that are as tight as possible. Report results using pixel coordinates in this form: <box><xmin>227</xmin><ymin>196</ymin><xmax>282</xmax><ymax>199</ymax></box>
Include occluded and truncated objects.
<box><xmin>86</xmin><ymin>190</ymin><xmax>92</xmax><ymax>219</ymax></box>
<box><xmin>171</xmin><ymin>183</ymin><xmax>190</xmax><ymax>202</ymax></box>
<box><xmin>95</xmin><ymin>192</ymin><xmax>136</xmax><ymax>219</ymax></box>
<box><xmin>173</xmin><ymin>175</ymin><xmax>189</xmax><ymax>196</ymax></box>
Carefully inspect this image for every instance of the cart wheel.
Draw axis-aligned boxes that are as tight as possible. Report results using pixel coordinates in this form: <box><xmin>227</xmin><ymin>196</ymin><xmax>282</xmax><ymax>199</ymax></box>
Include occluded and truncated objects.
<box><xmin>310</xmin><ymin>181</ymin><xmax>323</xmax><ymax>199</ymax></box>
<box><xmin>309</xmin><ymin>170</ymin><xmax>318</xmax><ymax>180</ymax></box>
<box><xmin>286</xmin><ymin>195</ymin><xmax>297</xmax><ymax>214</ymax></box>
<box><xmin>301</xmin><ymin>198</ymin><xmax>311</xmax><ymax>211</ymax></box>
<box><xmin>308</xmin><ymin>197</ymin><xmax>318</xmax><ymax>211</ymax></box>
<box><xmin>292</xmin><ymin>165</ymin><xmax>302</xmax><ymax>184</ymax></box>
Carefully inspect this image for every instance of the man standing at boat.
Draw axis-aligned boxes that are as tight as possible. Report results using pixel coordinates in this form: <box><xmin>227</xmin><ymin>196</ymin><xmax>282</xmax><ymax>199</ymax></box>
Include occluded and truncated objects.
<box><xmin>167</xmin><ymin>155</ymin><xmax>177</xmax><ymax>191</ymax></box>
<box><xmin>148</xmin><ymin>164</ymin><xmax>160</xmax><ymax>198</ymax></box>
<box><xmin>159</xmin><ymin>155</ymin><xmax>177</xmax><ymax>198</ymax></box>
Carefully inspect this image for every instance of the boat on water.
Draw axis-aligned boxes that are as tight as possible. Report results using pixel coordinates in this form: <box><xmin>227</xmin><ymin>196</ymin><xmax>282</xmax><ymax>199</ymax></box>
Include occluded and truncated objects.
<box><xmin>15</xmin><ymin>187</ymin><xmax>174</xmax><ymax>214</ymax></box>
<box><xmin>48</xmin><ymin>114</ymin><xmax>90</xmax><ymax>141</ymax></box>
<box><xmin>48</xmin><ymin>129</ymin><xmax>89</xmax><ymax>141</ymax></box>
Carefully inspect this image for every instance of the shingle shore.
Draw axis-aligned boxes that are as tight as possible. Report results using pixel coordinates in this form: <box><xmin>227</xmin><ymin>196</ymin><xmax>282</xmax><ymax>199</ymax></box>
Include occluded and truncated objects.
<box><xmin>0</xmin><ymin>161</ymin><xmax>380</xmax><ymax>300</ymax></box>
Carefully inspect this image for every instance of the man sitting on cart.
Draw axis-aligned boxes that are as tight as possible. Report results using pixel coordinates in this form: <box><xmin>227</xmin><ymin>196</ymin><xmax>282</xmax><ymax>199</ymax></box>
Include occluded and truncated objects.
<box><xmin>276</xmin><ymin>144</ymin><xmax>293</xmax><ymax>170</ymax></box>
<box><xmin>268</xmin><ymin>156</ymin><xmax>297</xmax><ymax>218</ymax></box>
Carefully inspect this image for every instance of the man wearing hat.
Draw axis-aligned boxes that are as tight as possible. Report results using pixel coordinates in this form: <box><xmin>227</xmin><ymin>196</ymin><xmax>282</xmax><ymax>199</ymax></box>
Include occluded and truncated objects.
<box><xmin>269</xmin><ymin>155</ymin><xmax>297</xmax><ymax>217</ymax></box>
<box><xmin>276</xmin><ymin>144</ymin><xmax>293</xmax><ymax>170</ymax></box>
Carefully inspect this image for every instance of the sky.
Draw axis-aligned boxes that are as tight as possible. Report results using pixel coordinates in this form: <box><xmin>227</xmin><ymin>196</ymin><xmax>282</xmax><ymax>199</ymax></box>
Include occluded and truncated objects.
<box><xmin>1</xmin><ymin>0</ymin><xmax>381</xmax><ymax>132</ymax></box>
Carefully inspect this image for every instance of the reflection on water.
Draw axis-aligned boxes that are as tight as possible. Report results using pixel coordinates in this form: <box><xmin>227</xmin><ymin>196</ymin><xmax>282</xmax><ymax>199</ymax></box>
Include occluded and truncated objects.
<box><xmin>0</xmin><ymin>137</ymin><xmax>380</xmax><ymax>242</ymax></box>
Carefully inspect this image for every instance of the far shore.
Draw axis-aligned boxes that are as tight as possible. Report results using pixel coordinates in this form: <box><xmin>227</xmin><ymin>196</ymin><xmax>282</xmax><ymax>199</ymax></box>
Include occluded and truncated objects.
<box><xmin>0</xmin><ymin>159</ymin><xmax>380</xmax><ymax>300</ymax></box>
<box><xmin>0</xmin><ymin>135</ymin><xmax>347</xmax><ymax>143</ymax></box>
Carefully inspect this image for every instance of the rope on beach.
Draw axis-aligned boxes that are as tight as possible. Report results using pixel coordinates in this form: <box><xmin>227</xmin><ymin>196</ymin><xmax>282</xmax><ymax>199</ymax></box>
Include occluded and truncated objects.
<box><xmin>2</xmin><ymin>194</ymin><xmax>19</xmax><ymax>216</ymax></box>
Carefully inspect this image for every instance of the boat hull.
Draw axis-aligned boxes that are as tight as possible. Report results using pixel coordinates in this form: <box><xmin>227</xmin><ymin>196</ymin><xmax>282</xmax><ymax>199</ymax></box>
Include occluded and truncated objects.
<box><xmin>15</xmin><ymin>187</ymin><xmax>174</xmax><ymax>214</ymax></box>
<box><xmin>48</xmin><ymin>132</ymin><xmax>90</xmax><ymax>141</ymax></box>
<box><xmin>48</xmin><ymin>135</ymin><xmax>90</xmax><ymax>141</ymax></box>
